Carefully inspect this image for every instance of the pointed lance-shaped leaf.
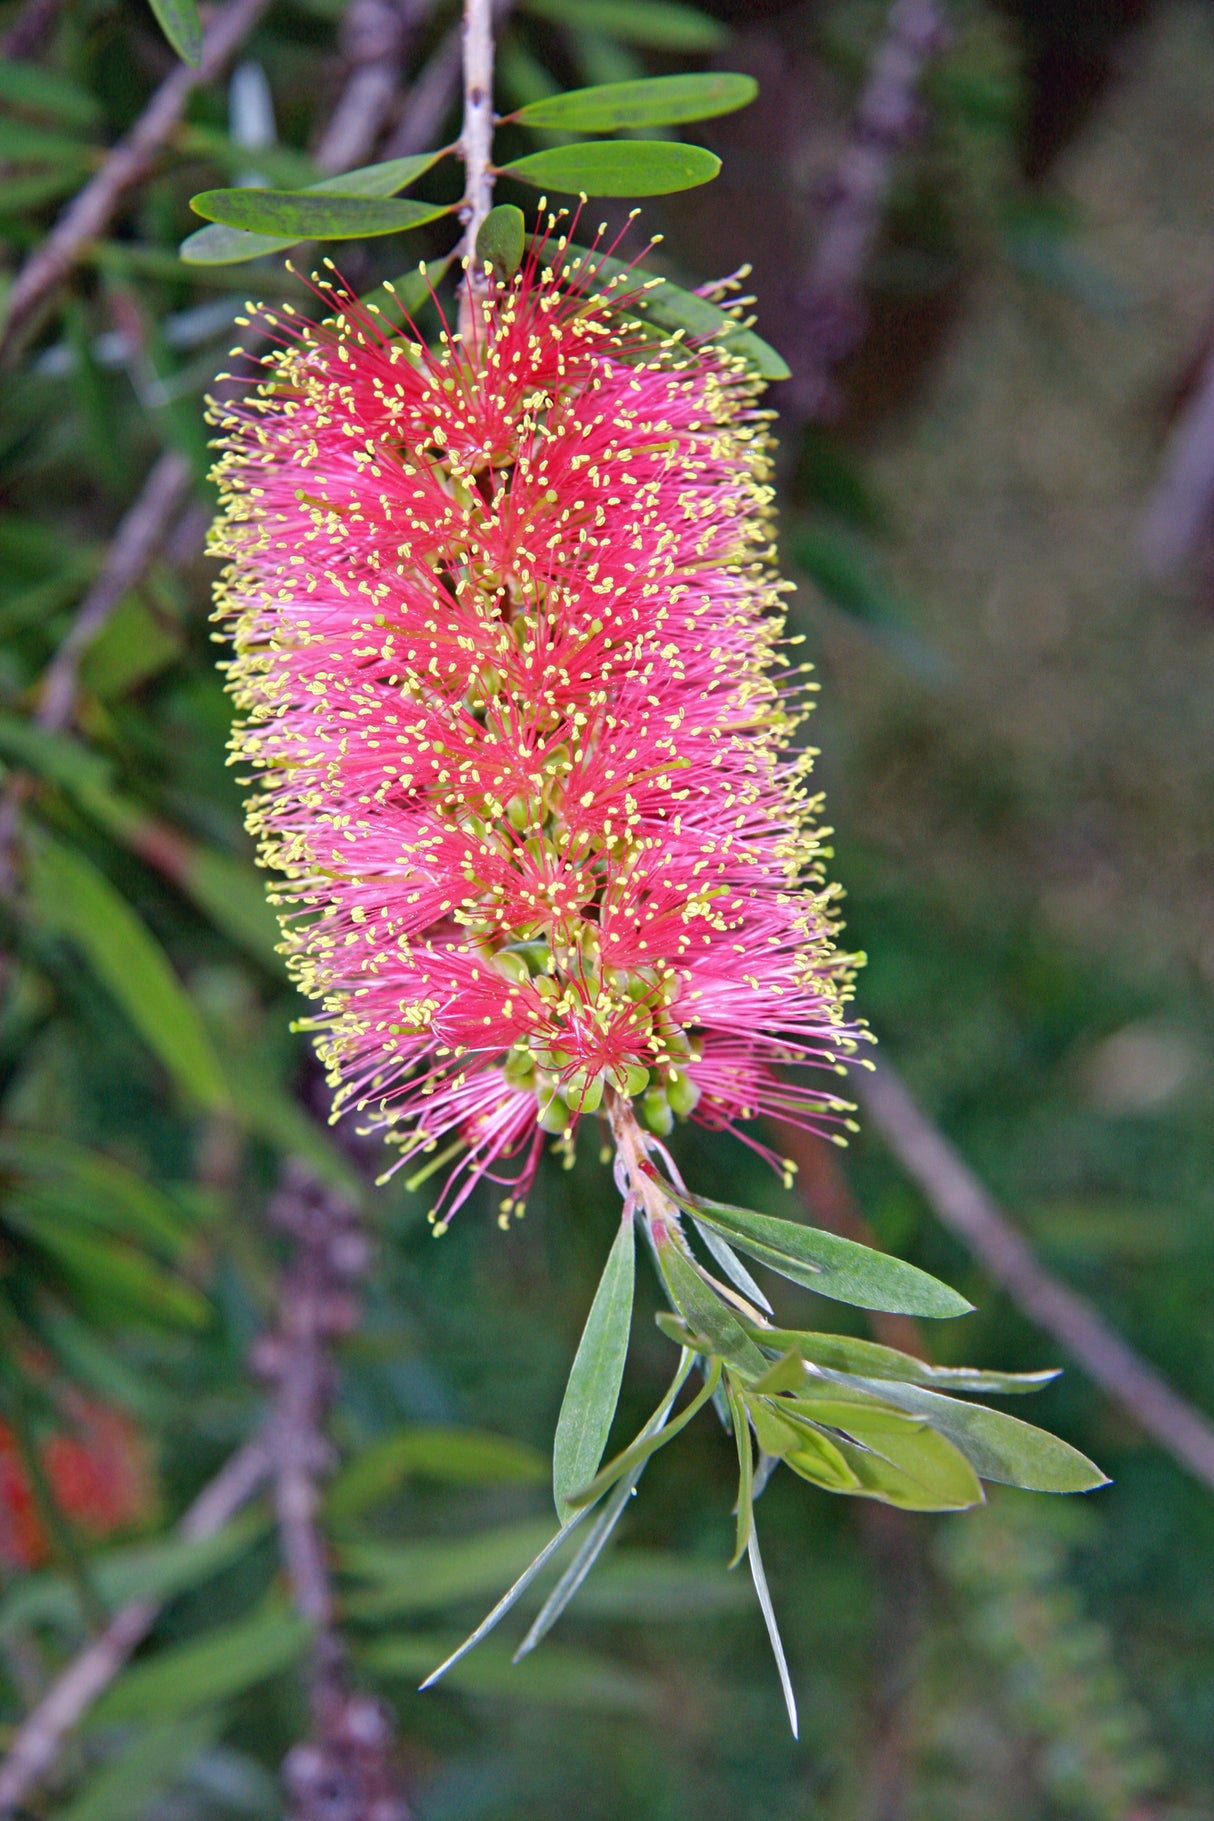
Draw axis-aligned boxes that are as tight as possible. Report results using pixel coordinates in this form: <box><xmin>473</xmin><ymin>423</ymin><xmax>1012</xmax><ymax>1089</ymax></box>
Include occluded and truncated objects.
<box><xmin>93</xmin><ymin>1609</ymin><xmax>312</xmax><ymax>1722</ymax></box>
<box><xmin>181</xmin><ymin>150</ymin><xmax>450</xmax><ymax>264</ymax></box>
<box><xmin>561</xmin><ymin>242</ymin><xmax>790</xmax><ymax>380</ymax></box>
<box><xmin>145</xmin><ymin>0</ymin><xmax>201</xmax><ymax>64</ymax></box>
<box><xmin>747</xmin><ymin>1526</ymin><xmax>798</xmax><ymax>1737</ymax></box>
<box><xmin>497</xmin><ymin>140</ymin><xmax>720</xmax><ymax>197</ymax></box>
<box><xmin>510</xmin><ymin>72</ymin><xmax>757</xmax><ymax>133</ymax></box>
<box><xmin>655</xmin><ymin>1239</ymin><xmax>771</xmax><ymax>1377</ymax></box>
<box><xmin>663</xmin><ymin>1181</ymin><xmax>973</xmax><ymax>1318</ymax></box>
<box><xmin>741</xmin><ymin>1324</ymin><xmax>1060</xmax><ymax>1395</ymax></box>
<box><xmin>553</xmin><ymin>1214</ymin><xmax>635</xmax><ymax>1519</ymax></box>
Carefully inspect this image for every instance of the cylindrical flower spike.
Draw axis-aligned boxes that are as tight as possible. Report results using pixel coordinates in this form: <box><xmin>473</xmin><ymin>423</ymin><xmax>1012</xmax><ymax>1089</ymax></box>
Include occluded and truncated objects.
<box><xmin>210</xmin><ymin>238</ymin><xmax>864</xmax><ymax>1225</ymax></box>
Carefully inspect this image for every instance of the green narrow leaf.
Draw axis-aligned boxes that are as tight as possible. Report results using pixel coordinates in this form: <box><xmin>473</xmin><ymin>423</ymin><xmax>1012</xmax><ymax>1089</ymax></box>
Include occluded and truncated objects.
<box><xmin>564</xmin><ymin>1353</ymin><xmax>720</xmax><ymax>1508</ymax></box>
<box><xmin>145</xmin><ymin>0</ymin><xmax>202</xmax><ymax>65</ymax></box>
<box><xmin>186</xmin><ymin>188</ymin><xmax>453</xmax><ymax>250</ymax></box>
<box><xmin>26</xmin><ymin>835</ymin><xmax>230</xmax><ymax>1112</ymax></box>
<box><xmin>0</xmin><ymin>117</ymin><xmax>96</xmax><ymax>165</ymax></box>
<box><xmin>830</xmin><ymin>1376</ymin><xmax>1110</xmax><ymax>1494</ymax></box>
<box><xmin>498</xmin><ymin>140</ymin><xmax>720</xmax><ymax>197</ymax></box>
<box><xmin>61</xmin><ymin>1715</ymin><xmax>221</xmax><ymax>1821</ymax></box>
<box><xmin>519</xmin><ymin>0</ymin><xmax>727</xmax><ymax>52</ymax></box>
<box><xmin>1</xmin><ymin>1215</ymin><xmax>210</xmax><ymax>1329</ymax></box>
<box><xmin>0</xmin><ymin>1133</ymin><xmax>194</xmax><ymax>1253</ymax></box>
<box><xmin>328</xmin><ymin>1425</ymin><xmax>546</xmax><ymax>1519</ymax></box>
<box><xmin>561</xmin><ymin>242</ymin><xmax>790</xmax><ymax>380</ymax></box>
<box><xmin>553</xmin><ymin>1215</ymin><xmax>635</xmax><ymax>1519</ymax></box>
<box><xmin>667</xmin><ymin>1182</ymin><xmax>974</xmax><ymax>1318</ymax></box>
<box><xmin>92</xmin><ymin>1610</ymin><xmax>311</xmax><ymax>1722</ymax></box>
<box><xmin>744</xmin><ymin>1324</ymin><xmax>1060</xmax><ymax>1395</ymax></box>
<box><xmin>517</xmin><ymin>1350</ymin><xmax>703</xmax><ymax>1657</ymax></box>
<box><xmin>475</xmin><ymin>204</ymin><xmax>527</xmax><ymax>282</ymax></box>
<box><xmin>725</xmin><ymin>1375</ymin><xmax>753</xmax><ymax>1568</ymax></box>
<box><xmin>180</xmin><ymin>149</ymin><xmax>449</xmax><ymax>265</ymax></box>
<box><xmin>511</xmin><ymin>72</ymin><xmax>757</xmax><ymax>132</ymax></box>
<box><xmin>656</xmin><ymin>1240</ymin><xmax>770</xmax><ymax>1377</ymax></box>
<box><xmin>747</xmin><ymin>1526</ymin><xmax>798</xmax><ymax>1738</ymax></box>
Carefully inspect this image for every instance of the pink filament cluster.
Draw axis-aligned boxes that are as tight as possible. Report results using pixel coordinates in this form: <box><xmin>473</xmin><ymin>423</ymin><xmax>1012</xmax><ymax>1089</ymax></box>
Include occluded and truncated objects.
<box><xmin>211</xmin><ymin>241</ymin><xmax>862</xmax><ymax>1224</ymax></box>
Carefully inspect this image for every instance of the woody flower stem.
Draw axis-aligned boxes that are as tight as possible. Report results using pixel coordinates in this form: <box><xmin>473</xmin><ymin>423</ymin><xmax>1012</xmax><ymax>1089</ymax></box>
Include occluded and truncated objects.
<box><xmin>457</xmin><ymin>0</ymin><xmax>496</xmax><ymax>344</ymax></box>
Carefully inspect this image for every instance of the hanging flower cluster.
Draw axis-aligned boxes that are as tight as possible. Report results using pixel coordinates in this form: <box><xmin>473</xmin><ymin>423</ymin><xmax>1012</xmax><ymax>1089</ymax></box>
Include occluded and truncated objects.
<box><xmin>0</xmin><ymin>1401</ymin><xmax>151</xmax><ymax>1569</ymax></box>
<box><xmin>210</xmin><ymin>241</ymin><xmax>863</xmax><ymax>1224</ymax></box>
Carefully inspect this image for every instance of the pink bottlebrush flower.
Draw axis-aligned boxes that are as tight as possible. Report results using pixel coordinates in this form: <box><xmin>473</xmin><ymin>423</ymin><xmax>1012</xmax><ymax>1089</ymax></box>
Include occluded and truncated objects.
<box><xmin>210</xmin><ymin>238</ymin><xmax>864</xmax><ymax>1226</ymax></box>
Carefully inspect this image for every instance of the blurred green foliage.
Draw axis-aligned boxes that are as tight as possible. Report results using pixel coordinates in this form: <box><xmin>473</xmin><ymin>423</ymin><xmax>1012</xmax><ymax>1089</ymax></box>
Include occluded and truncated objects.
<box><xmin>1</xmin><ymin>0</ymin><xmax>1212</xmax><ymax>1816</ymax></box>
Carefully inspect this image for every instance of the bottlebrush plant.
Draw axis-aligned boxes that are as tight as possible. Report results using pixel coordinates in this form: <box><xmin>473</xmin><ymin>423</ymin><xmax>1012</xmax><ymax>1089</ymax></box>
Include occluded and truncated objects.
<box><xmin>194</xmin><ymin>11</ymin><xmax>1106</xmax><ymax>1731</ymax></box>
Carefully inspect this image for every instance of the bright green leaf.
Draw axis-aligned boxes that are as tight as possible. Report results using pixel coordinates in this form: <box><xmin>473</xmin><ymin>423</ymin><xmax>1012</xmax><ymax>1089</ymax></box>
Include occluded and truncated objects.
<box><xmin>328</xmin><ymin>1425</ymin><xmax>547</xmax><ymax>1520</ymax></box>
<box><xmin>756</xmin><ymin>1326</ymin><xmax>1060</xmax><ymax>1394</ymax></box>
<box><xmin>92</xmin><ymin>1610</ymin><xmax>311</xmax><ymax>1723</ymax></box>
<box><xmin>498</xmin><ymin>139</ymin><xmax>720</xmax><ymax>197</ymax></box>
<box><xmin>783</xmin><ymin>1396</ymin><xmax>985</xmax><ymax>1510</ymax></box>
<box><xmin>512</xmin><ymin>72</ymin><xmax>756</xmax><ymax>132</ymax></box>
<box><xmin>145</xmin><ymin>0</ymin><xmax>202</xmax><ymax>65</ymax></box>
<box><xmin>519</xmin><ymin>0</ymin><xmax>726</xmax><ymax>52</ymax></box>
<box><xmin>832</xmin><ymin>1376</ymin><xmax>1110</xmax><ymax>1493</ymax></box>
<box><xmin>553</xmin><ymin>1215</ymin><xmax>634</xmax><ymax>1519</ymax></box>
<box><xmin>668</xmin><ymin>1183</ymin><xmax>974</xmax><ymax>1317</ymax></box>
<box><xmin>26</xmin><ymin>835</ymin><xmax>230</xmax><ymax>1112</ymax></box>
<box><xmin>562</xmin><ymin>242</ymin><xmax>790</xmax><ymax>379</ymax></box>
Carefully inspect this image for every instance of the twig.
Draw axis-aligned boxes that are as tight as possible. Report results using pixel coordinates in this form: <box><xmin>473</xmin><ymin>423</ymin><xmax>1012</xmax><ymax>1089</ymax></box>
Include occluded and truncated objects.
<box><xmin>0</xmin><ymin>0</ymin><xmax>275</xmax><ymax>362</ymax></box>
<box><xmin>859</xmin><ymin>1058</ymin><xmax>1214</xmax><ymax>1492</ymax></box>
<box><xmin>380</xmin><ymin>21</ymin><xmax>460</xmax><ymax>159</ymax></box>
<box><xmin>457</xmin><ymin>0</ymin><xmax>496</xmax><ymax>341</ymax></box>
<box><xmin>0</xmin><ymin>1438</ymin><xmax>270</xmax><ymax>1817</ymax></box>
<box><xmin>1138</xmin><ymin>330</ymin><xmax>1214</xmax><ymax>577</ymax></box>
<box><xmin>259</xmin><ymin>1163</ymin><xmax>409</xmax><ymax>1821</ymax></box>
<box><xmin>312</xmin><ymin>0</ymin><xmax>433</xmax><ymax>177</ymax></box>
<box><xmin>787</xmin><ymin>0</ymin><xmax>945</xmax><ymax>420</ymax></box>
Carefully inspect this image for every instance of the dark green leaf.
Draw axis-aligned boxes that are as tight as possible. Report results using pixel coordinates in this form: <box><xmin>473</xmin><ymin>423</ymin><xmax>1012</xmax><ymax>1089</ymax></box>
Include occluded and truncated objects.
<box><xmin>519</xmin><ymin>0</ymin><xmax>727</xmax><ymax>52</ymax></box>
<box><xmin>475</xmin><ymin>204</ymin><xmax>526</xmax><ymax>282</ymax></box>
<box><xmin>745</xmin><ymin>1325</ymin><xmax>1061</xmax><ymax>1394</ymax></box>
<box><xmin>562</xmin><ymin>242</ymin><xmax>790</xmax><ymax>379</ymax></box>
<box><xmin>511</xmin><ymin>72</ymin><xmax>757</xmax><ymax>132</ymax></box>
<box><xmin>145</xmin><ymin>0</ymin><xmax>202</xmax><ymax>65</ymax></box>
<box><xmin>61</xmin><ymin>1715</ymin><xmax>222</xmax><ymax>1821</ymax></box>
<box><xmin>186</xmin><ymin>182</ymin><xmax>452</xmax><ymax>251</ymax></box>
<box><xmin>93</xmin><ymin>1610</ymin><xmax>311</xmax><ymax>1722</ymax></box>
<box><xmin>827</xmin><ymin>1376</ymin><xmax>1110</xmax><ymax>1493</ymax></box>
<box><xmin>328</xmin><ymin>1425</ymin><xmax>546</xmax><ymax>1519</ymax></box>
<box><xmin>181</xmin><ymin>149</ymin><xmax>447</xmax><ymax>265</ymax></box>
<box><xmin>27</xmin><ymin>835</ymin><xmax>231</xmax><ymax>1112</ymax></box>
<box><xmin>2</xmin><ymin>1215</ymin><xmax>210</xmax><ymax>1329</ymax></box>
<box><xmin>360</xmin><ymin>254</ymin><xmax>455</xmax><ymax>320</ymax></box>
<box><xmin>0</xmin><ymin>1133</ymin><xmax>193</xmax><ymax>1254</ymax></box>
<box><xmin>498</xmin><ymin>140</ymin><xmax>720</xmax><ymax>197</ymax></box>
<box><xmin>656</xmin><ymin>1239</ymin><xmax>770</xmax><ymax>1376</ymax></box>
<box><xmin>368</xmin><ymin>1634</ymin><xmax>651</xmax><ymax>1711</ymax></box>
<box><xmin>564</xmin><ymin>1548</ymin><xmax>749</xmax><ymax>1619</ymax></box>
<box><xmin>0</xmin><ymin>117</ymin><xmax>96</xmax><ymax>166</ymax></box>
<box><xmin>667</xmin><ymin>1182</ymin><xmax>974</xmax><ymax>1317</ymax></box>
<box><xmin>553</xmin><ymin>1215</ymin><xmax>634</xmax><ymax>1519</ymax></box>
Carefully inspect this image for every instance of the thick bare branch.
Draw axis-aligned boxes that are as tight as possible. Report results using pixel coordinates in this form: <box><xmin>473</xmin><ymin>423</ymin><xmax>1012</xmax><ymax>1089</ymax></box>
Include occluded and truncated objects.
<box><xmin>0</xmin><ymin>1439</ymin><xmax>270</xmax><ymax>1818</ymax></box>
<box><xmin>859</xmin><ymin>1059</ymin><xmax>1214</xmax><ymax>1492</ymax></box>
<box><xmin>0</xmin><ymin>0</ymin><xmax>275</xmax><ymax>361</ymax></box>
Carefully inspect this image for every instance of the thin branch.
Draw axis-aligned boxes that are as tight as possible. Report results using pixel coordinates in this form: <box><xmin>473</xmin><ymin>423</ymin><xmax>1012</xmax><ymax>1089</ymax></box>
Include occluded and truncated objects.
<box><xmin>380</xmin><ymin>21</ymin><xmax>461</xmax><ymax>158</ymax></box>
<box><xmin>1138</xmin><ymin>329</ymin><xmax>1214</xmax><ymax>577</ymax></box>
<box><xmin>457</xmin><ymin>0</ymin><xmax>496</xmax><ymax>341</ymax></box>
<box><xmin>0</xmin><ymin>0</ymin><xmax>63</xmax><ymax>58</ymax></box>
<box><xmin>787</xmin><ymin>0</ymin><xmax>945</xmax><ymax>420</ymax></box>
<box><xmin>0</xmin><ymin>0</ymin><xmax>275</xmax><ymax>362</ymax></box>
<box><xmin>858</xmin><ymin>1058</ymin><xmax>1214</xmax><ymax>1492</ymax></box>
<box><xmin>260</xmin><ymin>1164</ymin><xmax>409</xmax><ymax>1821</ymax></box>
<box><xmin>0</xmin><ymin>1438</ymin><xmax>270</xmax><ymax>1818</ymax></box>
<box><xmin>312</xmin><ymin>0</ymin><xmax>433</xmax><ymax>177</ymax></box>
